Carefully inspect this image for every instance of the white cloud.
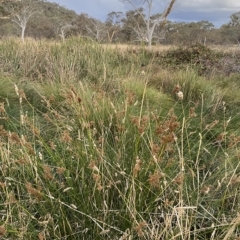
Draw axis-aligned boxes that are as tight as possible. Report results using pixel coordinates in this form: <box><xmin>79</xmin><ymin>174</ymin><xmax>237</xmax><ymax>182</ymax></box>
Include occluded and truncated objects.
<box><xmin>178</xmin><ymin>0</ymin><xmax>240</xmax><ymax>11</ymax></box>
<box><xmin>48</xmin><ymin>0</ymin><xmax>240</xmax><ymax>27</ymax></box>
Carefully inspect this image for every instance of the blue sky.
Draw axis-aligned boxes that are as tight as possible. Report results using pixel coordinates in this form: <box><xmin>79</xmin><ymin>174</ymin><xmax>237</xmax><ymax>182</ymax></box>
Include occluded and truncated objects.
<box><xmin>48</xmin><ymin>0</ymin><xmax>240</xmax><ymax>28</ymax></box>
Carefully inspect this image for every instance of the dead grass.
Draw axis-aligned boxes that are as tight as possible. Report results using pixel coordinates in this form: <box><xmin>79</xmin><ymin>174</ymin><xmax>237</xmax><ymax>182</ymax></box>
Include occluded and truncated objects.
<box><xmin>102</xmin><ymin>43</ymin><xmax>174</xmax><ymax>52</ymax></box>
<box><xmin>103</xmin><ymin>43</ymin><xmax>240</xmax><ymax>55</ymax></box>
<box><xmin>1</xmin><ymin>38</ymin><xmax>240</xmax><ymax>239</ymax></box>
<box><xmin>210</xmin><ymin>44</ymin><xmax>240</xmax><ymax>54</ymax></box>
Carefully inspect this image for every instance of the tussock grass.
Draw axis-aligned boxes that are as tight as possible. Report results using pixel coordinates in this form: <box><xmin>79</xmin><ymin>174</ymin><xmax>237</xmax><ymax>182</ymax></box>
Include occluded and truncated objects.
<box><xmin>0</xmin><ymin>38</ymin><xmax>240</xmax><ymax>239</ymax></box>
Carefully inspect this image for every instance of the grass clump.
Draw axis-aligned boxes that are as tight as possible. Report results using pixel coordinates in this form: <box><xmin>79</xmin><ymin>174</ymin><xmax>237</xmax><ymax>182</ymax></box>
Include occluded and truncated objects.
<box><xmin>0</xmin><ymin>38</ymin><xmax>240</xmax><ymax>239</ymax></box>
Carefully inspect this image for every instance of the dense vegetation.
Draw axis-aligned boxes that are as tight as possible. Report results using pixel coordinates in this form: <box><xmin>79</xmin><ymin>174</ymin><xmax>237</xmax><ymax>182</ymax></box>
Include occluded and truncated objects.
<box><xmin>0</xmin><ymin>37</ymin><xmax>240</xmax><ymax>239</ymax></box>
<box><xmin>0</xmin><ymin>0</ymin><xmax>240</xmax><ymax>45</ymax></box>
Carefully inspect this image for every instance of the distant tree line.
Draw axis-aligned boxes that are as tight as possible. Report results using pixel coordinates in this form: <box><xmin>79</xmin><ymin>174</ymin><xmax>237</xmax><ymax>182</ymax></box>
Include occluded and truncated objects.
<box><xmin>0</xmin><ymin>0</ymin><xmax>239</xmax><ymax>45</ymax></box>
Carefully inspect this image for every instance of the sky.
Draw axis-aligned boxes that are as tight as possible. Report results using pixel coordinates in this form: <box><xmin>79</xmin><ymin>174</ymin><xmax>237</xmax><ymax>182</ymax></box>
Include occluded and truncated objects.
<box><xmin>48</xmin><ymin>0</ymin><xmax>240</xmax><ymax>28</ymax></box>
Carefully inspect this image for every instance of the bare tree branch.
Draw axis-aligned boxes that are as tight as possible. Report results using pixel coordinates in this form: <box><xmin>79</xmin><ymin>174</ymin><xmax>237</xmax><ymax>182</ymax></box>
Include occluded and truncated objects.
<box><xmin>86</xmin><ymin>19</ymin><xmax>106</xmax><ymax>43</ymax></box>
<box><xmin>120</xmin><ymin>0</ymin><xmax>176</xmax><ymax>48</ymax></box>
<box><xmin>59</xmin><ymin>24</ymin><xmax>72</xmax><ymax>41</ymax></box>
<box><xmin>2</xmin><ymin>0</ymin><xmax>40</xmax><ymax>41</ymax></box>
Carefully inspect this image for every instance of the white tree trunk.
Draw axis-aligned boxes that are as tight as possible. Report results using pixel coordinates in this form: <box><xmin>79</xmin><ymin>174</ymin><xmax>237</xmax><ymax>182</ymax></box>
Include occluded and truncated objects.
<box><xmin>21</xmin><ymin>24</ymin><xmax>26</xmax><ymax>42</ymax></box>
<box><xmin>122</xmin><ymin>0</ymin><xmax>176</xmax><ymax>49</ymax></box>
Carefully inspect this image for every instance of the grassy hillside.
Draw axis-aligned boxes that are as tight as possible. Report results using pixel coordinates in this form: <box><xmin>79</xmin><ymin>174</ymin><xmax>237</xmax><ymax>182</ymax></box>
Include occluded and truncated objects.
<box><xmin>0</xmin><ymin>38</ymin><xmax>240</xmax><ymax>239</ymax></box>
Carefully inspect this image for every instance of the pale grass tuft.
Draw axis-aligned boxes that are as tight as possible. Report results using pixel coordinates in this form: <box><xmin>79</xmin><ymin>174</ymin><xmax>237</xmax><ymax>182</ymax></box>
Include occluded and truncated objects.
<box><xmin>70</xmin><ymin>204</ymin><xmax>77</xmax><ymax>209</ymax></box>
<box><xmin>63</xmin><ymin>187</ymin><xmax>73</xmax><ymax>192</ymax></box>
<box><xmin>201</xmin><ymin>185</ymin><xmax>211</xmax><ymax>194</ymax></box>
<box><xmin>133</xmin><ymin>156</ymin><xmax>141</xmax><ymax>177</ymax></box>
<box><xmin>176</xmin><ymin>91</ymin><xmax>184</xmax><ymax>100</ymax></box>
<box><xmin>0</xmin><ymin>102</ymin><xmax>5</xmax><ymax>115</ymax></box>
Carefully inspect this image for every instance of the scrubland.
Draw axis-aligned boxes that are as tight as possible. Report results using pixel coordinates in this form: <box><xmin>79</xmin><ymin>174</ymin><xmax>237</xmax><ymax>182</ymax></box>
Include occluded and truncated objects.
<box><xmin>0</xmin><ymin>37</ymin><xmax>240</xmax><ymax>239</ymax></box>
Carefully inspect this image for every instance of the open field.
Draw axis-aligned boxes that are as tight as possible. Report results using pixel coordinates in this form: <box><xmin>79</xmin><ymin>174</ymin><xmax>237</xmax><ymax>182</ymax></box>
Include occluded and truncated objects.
<box><xmin>0</xmin><ymin>37</ymin><xmax>240</xmax><ymax>239</ymax></box>
<box><xmin>104</xmin><ymin>43</ymin><xmax>240</xmax><ymax>54</ymax></box>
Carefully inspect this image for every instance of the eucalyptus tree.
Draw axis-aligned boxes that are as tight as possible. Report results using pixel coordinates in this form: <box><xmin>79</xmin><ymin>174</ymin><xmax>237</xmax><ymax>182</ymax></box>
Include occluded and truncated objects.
<box><xmin>120</xmin><ymin>0</ymin><xmax>176</xmax><ymax>48</ymax></box>
<box><xmin>105</xmin><ymin>11</ymin><xmax>123</xmax><ymax>43</ymax></box>
<box><xmin>228</xmin><ymin>12</ymin><xmax>240</xmax><ymax>45</ymax></box>
<box><xmin>121</xmin><ymin>7</ymin><xmax>146</xmax><ymax>43</ymax></box>
<box><xmin>1</xmin><ymin>0</ymin><xmax>40</xmax><ymax>41</ymax></box>
<box><xmin>86</xmin><ymin>19</ymin><xmax>106</xmax><ymax>43</ymax></box>
<box><xmin>221</xmin><ymin>12</ymin><xmax>240</xmax><ymax>45</ymax></box>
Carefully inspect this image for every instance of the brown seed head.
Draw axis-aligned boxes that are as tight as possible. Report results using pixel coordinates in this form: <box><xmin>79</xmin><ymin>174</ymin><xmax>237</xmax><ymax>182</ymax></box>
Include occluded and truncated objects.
<box><xmin>0</xmin><ymin>225</ymin><xmax>6</xmax><ymax>237</ymax></box>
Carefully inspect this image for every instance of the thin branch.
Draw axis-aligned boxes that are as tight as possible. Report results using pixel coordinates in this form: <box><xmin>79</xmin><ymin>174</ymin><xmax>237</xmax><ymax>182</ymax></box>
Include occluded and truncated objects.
<box><xmin>121</xmin><ymin>0</ymin><xmax>176</xmax><ymax>47</ymax></box>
